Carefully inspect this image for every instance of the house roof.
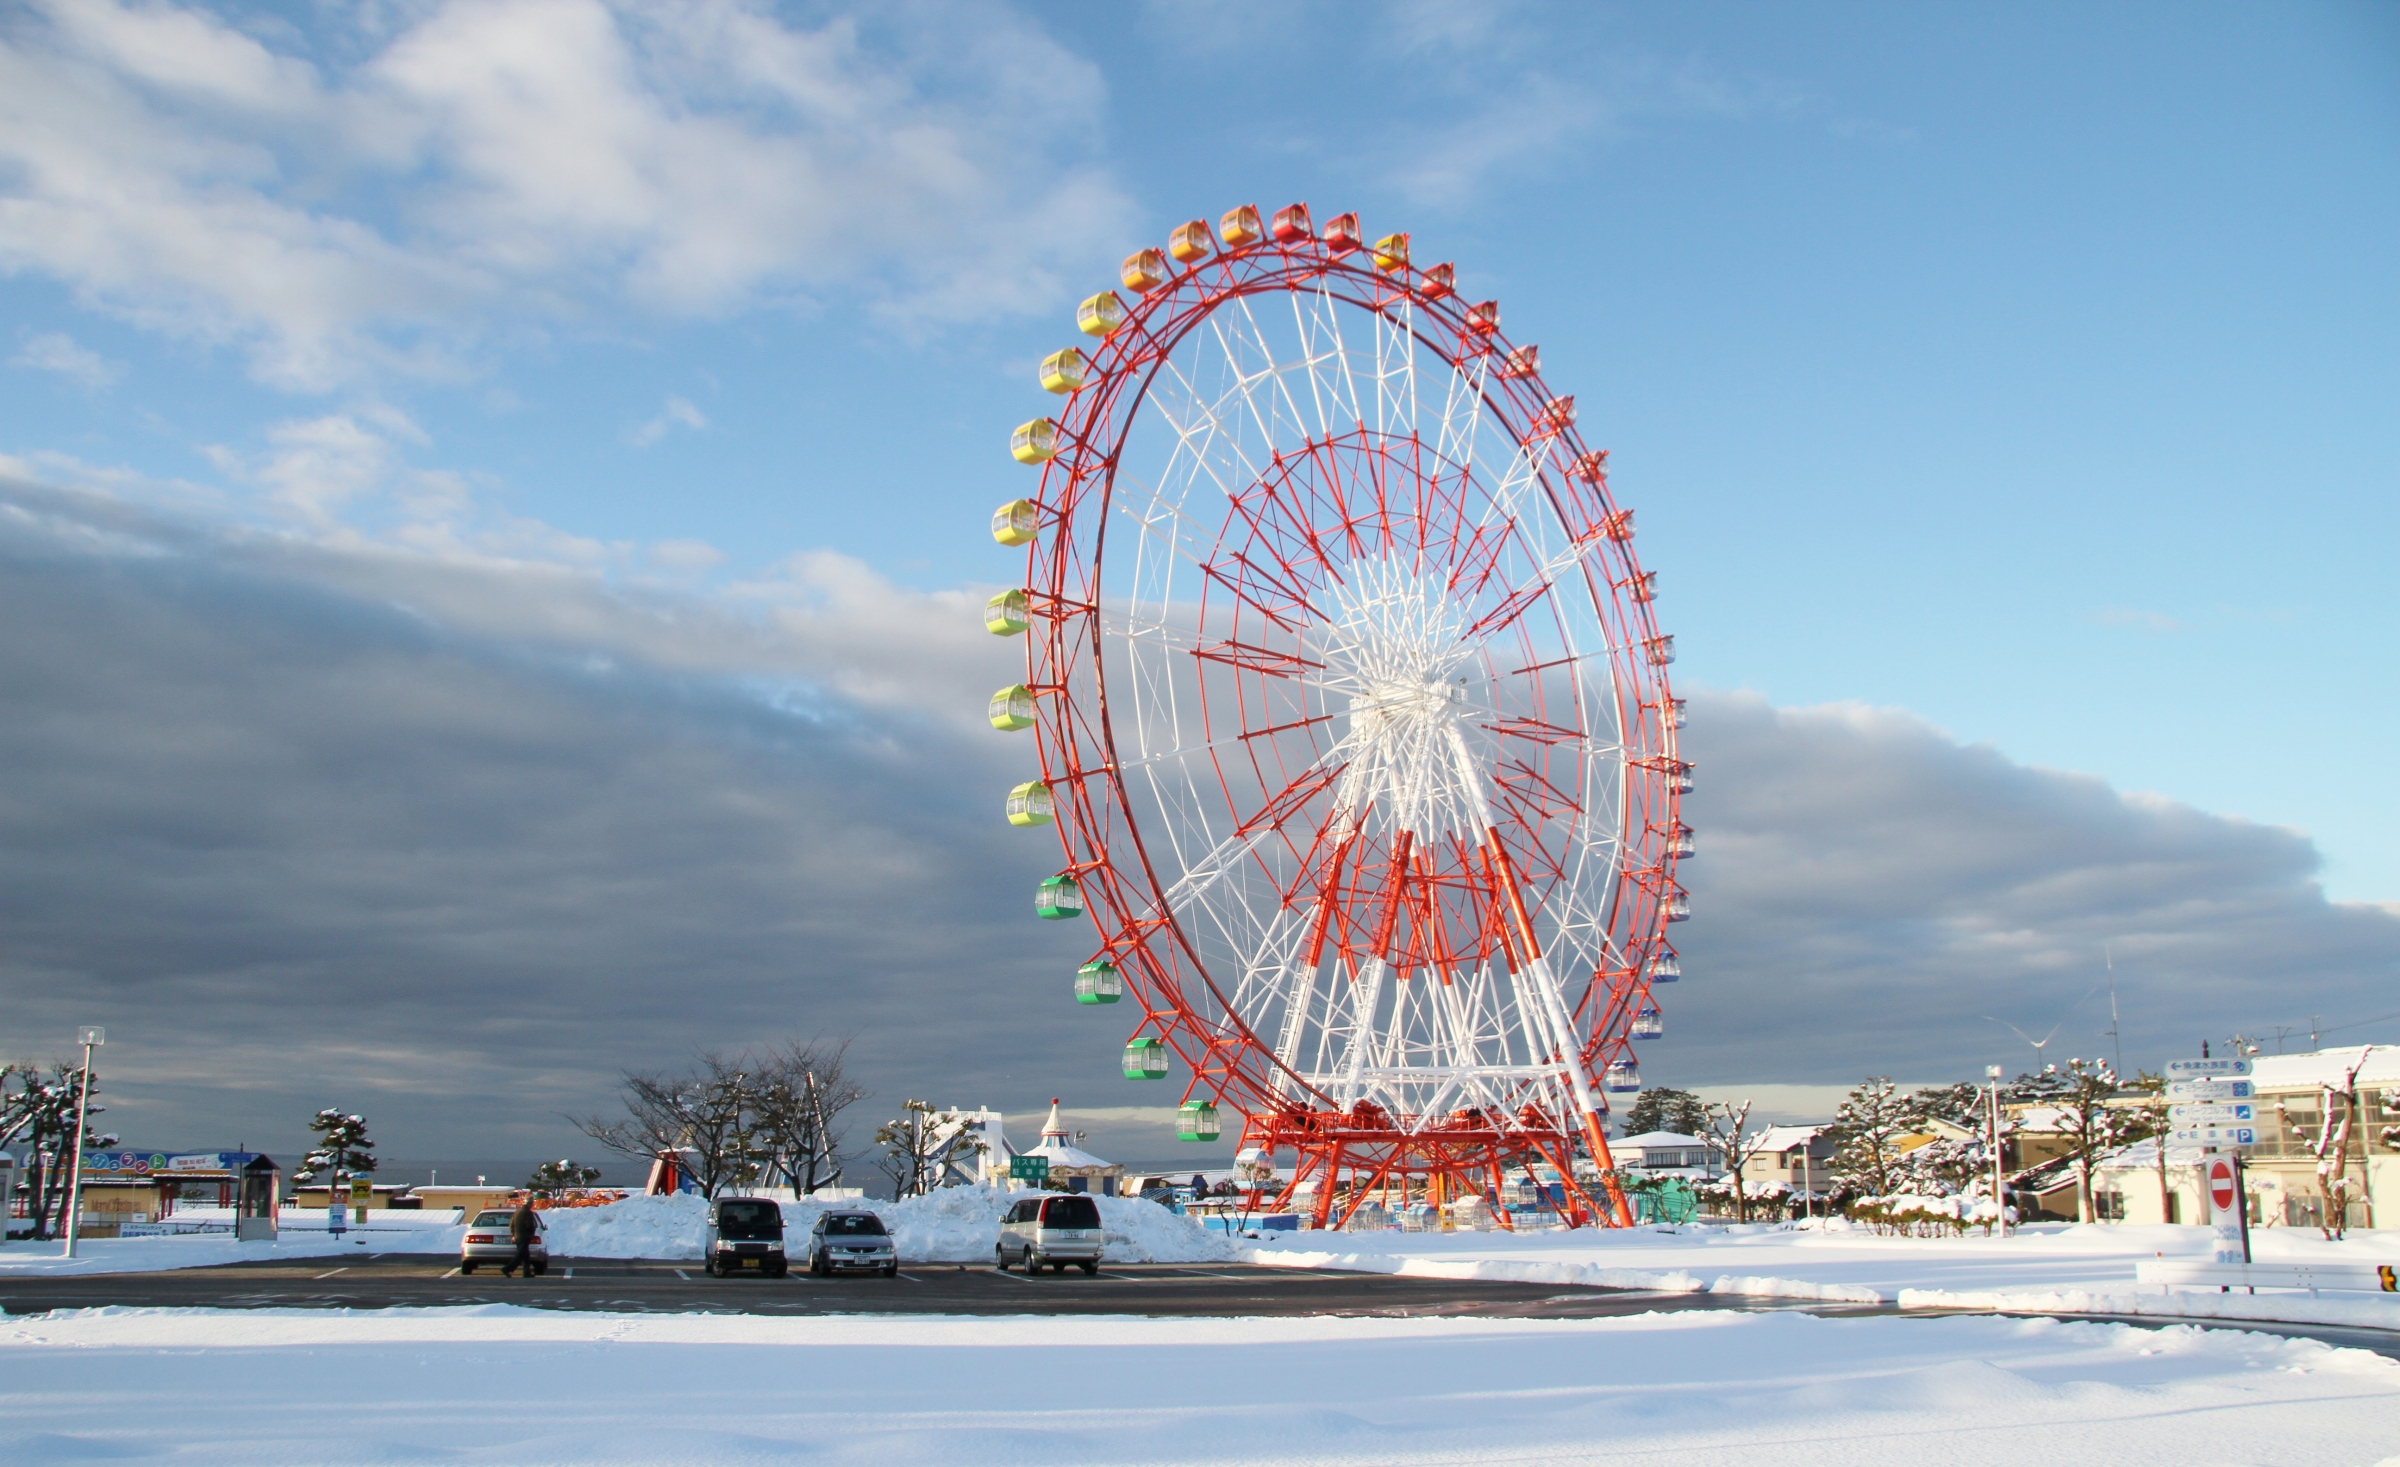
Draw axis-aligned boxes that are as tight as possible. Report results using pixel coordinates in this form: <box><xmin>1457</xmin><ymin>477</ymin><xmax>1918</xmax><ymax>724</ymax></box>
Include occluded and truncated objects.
<box><xmin>1615</xmin><ymin>1130</ymin><xmax>1709</xmax><ymax>1149</ymax></box>
<box><xmin>1749</xmin><ymin>1125</ymin><xmax>1827</xmax><ymax>1152</ymax></box>
<box><xmin>2247</xmin><ymin>1045</ymin><xmax>2400</xmax><ymax>1093</ymax></box>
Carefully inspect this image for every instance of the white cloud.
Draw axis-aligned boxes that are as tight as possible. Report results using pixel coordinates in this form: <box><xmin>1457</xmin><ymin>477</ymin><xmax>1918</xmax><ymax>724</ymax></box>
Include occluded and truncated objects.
<box><xmin>630</xmin><ymin>395</ymin><xmax>707</xmax><ymax>447</ymax></box>
<box><xmin>9</xmin><ymin>330</ymin><xmax>122</xmax><ymax>387</ymax></box>
<box><xmin>0</xmin><ymin>0</ymin><xmax>1134</xmax><ymax>389</ymax></box>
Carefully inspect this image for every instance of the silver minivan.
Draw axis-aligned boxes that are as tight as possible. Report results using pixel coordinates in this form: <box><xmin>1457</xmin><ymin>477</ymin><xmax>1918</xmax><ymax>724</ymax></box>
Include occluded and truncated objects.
<box><xmin>995</xmin><ymin>1193</ymin><xmax>1103</xmax><ymax>1275</ymax></box>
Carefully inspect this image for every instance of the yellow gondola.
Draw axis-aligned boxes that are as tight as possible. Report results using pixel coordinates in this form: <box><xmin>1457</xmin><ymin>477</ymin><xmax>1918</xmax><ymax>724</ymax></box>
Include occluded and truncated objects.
<box><xmin>1006</xmin><ymin>781</ymin><xmax>1055</xmax><ymax>827</ymax></box>
<box><xmin>991</xmin><ymin>499</ymin><xmax>1040</xmax><ymax>546</ymax></box>
<box><xmin>1219</xmin><ymin>204</ymin><xmax>1263</xmax><ymax>247</ymax></box>
<box><xmin>1038</xmin><ymin>348</ymin><xmax>1088</xmax><ymax>395</ymax></box>
<box><xmin>988</xmin><ymin>684</ymin><xmax>1037</xmax><ymax>731</ymax></box>
<box><xmin>1010</xmin><ymin>418</ymin><xmax>1060</xmax><ymax>464</ymax></box>
<box><xmin>1077</xmin><ymin>291</ymin><xmax>1126</xmax><ymax>337</ymax></box>
<box><xmin>1371</xmin><ymin>232</ymin><xmax>1410</xmax><ymax>271</ymax></box>
<box><xmin>984</xmin><ymin>589</ymin><xmax>1030</xmax><ymax>636</ymax></box>
<box><xmin>1168</xmin><ymin>220</ymin><xmax>1214</xmax><ymax>264</ymax></box>
<box><xmin>1121</xmin><ymin>248</ymin><xmax>1170</xmax><ymax>294</ymax></box>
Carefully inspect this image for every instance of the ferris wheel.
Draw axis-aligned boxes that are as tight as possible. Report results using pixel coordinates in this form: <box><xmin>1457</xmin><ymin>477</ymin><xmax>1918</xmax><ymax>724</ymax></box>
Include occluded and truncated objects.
<box><xmin>984</xmin><ymin>203</ymin><xmax>1687</xmax><ymax>1228</ymax></box>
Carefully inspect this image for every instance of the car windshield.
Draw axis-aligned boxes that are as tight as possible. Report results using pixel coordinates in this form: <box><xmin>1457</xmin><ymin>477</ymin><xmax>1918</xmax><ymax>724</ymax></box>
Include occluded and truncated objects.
<box><xmin>1041</xmin><ymin>1197</ymin><xmax>1101</xmax><ymax>1229</ymax></box>
<box><xmin>820</xmin><ymin>1213</ymin><xmax>886</xmax><ymax>1236</ymax></box>
<box><xmin>471</xmin><ymin>1211</ymin><xmax>513</xmax><ymax>1226</ymax></box>
<box><xmin>716</xmin><ymin>1201</ymin><xmax>782</xmax><ymax>1238</ymax></box>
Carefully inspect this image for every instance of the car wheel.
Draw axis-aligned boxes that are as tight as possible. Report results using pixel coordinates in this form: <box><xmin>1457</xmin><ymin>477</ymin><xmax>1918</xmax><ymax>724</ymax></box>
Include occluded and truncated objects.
<box><xmin>1080</xmin><ymin>1261</ymin><xmax>1098</xmax><ymax>1276</ymax></box>
<box><xmin>532</xmin><ymin>1262</ymin><xmax>547</xmax><ymax>1276</ymax></box>
<box><xmin>812</xmin><ymin>1250</ymin><xmax>830</xmax><ymax>1278</ymax></box>
<box><xmin>1025</xmin><ymin>1248</ymin><xmax>1043</xmax><ymax>1274</ymax></box>
<box><xmin>703</xmin><ymin>1257</ymin><xmax>720</xmax><ymax>1278</ymax></box>
<box><xmin>995</xmin><ymin>1245</ymin><xmax>1009</xmax><ymax>1272</ymax></box>
<box><xmin>881</xmin><ymin>1263</ymin><xmax>898</xmax><ymax>1279</ymax></box>
<box><xmin>459</xmin><ymin>1262</ymin><xmax>474</xmax><ymax>1275</ymax></box>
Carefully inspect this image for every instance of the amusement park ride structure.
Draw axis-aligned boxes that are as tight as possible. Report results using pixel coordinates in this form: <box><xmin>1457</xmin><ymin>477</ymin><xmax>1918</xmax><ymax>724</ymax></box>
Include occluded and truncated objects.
<box><xmin>985</xmin><ymin>204</ymin><xmax>1687</xmax><ymax>1230</ymax></box>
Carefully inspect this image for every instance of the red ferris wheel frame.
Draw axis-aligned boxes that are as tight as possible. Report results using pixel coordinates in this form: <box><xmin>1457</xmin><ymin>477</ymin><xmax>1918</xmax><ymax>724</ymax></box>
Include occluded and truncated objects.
<box><xmin>1008</xmin><ymin>204</ymin><xmax>1685</xmax><ymax>1229</ymax></box>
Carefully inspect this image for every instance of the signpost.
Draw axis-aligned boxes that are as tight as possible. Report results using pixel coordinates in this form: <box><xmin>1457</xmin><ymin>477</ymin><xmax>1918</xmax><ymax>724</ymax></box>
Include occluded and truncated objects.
<box><xmin>2165</xmin><ymin>1079</ymin><xmax>2253</xmax><ymax>1102</ymax></box>
<box><xmin>2170</xmin><ymin>1125</ymin><xmax>2258</xmax><ymax>1148</ymax></box>
<box><xmin>349</xmin><ymin>1176</ymin><xmax>372</xmax><ymax>1225</ymax></box>
<box><xmin>61</xmin><ymin>1027</ymin><xmax>103</xmax><ymax>1260</ymax></box>
<box><xmin>2164</xmin><ymin>1057</ymin><xmax>2252</xmax><ymax>1079</ymax></box>
<box><xmin>1008</xmin><ymin>1156</ymin><xmax>1049</xmax><ymax>1187</ymax></box>
<box><xmin>2168</xmin><ymin>1103</ymin><xmax>2255</xmax><ymax>1126</ymax></box>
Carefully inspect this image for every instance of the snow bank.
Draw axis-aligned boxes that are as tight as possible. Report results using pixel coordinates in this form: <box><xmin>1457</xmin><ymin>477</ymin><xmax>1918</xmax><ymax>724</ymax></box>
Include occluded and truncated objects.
<box><xmin>538</xmin><ymin>1187</ymin><xmax>1239</xmax><ymax>1264</ymax></box>
<box><xmin>1238</xmin><ymin>1245</ymin><xmax>1886</xmax><ymax>1304</ymax></box>
<box><xmin>1899</xmin><ymin>1284</ymin><xmax>2400</xmax><ymax>1331</ymax></box>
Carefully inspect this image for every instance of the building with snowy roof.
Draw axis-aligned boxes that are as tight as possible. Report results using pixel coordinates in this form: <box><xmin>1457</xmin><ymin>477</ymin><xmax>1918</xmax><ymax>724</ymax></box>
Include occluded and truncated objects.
<box><xmin>1613</xmin><ymin>1131</ymin><xmax>1718</xmax><ymax>1178</ymax></box>
<box><xmin>1738</xmin><ymin>1124</ymin><xmax>1836</xmax><ymax>1206</ymax></box>
<box><xmin>1021</xmin><ymin>1099</ymin><xmax>1125</xmax><ymax>1196</ymax></box>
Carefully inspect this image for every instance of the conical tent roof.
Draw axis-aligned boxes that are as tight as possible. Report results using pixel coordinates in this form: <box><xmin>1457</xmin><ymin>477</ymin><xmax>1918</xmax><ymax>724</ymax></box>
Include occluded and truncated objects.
<box><xmin>1026</xmin><ymin>1097</ymin><xmax>1119</xmax><ymax>1173</ymax></box>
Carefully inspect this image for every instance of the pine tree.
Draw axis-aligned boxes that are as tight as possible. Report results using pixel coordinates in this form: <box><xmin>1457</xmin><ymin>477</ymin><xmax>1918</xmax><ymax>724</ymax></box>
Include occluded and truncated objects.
<box><xmin>2010</xmin><ymin>1058</ymin><xmax>2151</xmax><ymax>1223</ymax></box>
<box><xmin>527</xmin><ymin>1159</ymin><xmax>603</xmax><ymax>1193</ymax></box>
<box><xmin>295</xmin><ymin>1110</ymin><xmax>377</xmax><ymax>1196</ymax></box>
<box><xmin>1620</xmin><ymin>1086</ymin><xmax>1709</xmax><ymax>1137</ymax></box>
<box><xmin>1826</xmin><ymin>1078</ymin><xmax>1914</xmax><ymax>1200</ymax></box>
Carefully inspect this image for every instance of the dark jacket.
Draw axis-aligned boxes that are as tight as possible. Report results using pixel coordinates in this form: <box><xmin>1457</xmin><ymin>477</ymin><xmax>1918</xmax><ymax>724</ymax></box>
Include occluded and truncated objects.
<box><xmin>509</xmin><ymin>1203</ymin><xmax>539</xmax><ymax>1243</ymax></box>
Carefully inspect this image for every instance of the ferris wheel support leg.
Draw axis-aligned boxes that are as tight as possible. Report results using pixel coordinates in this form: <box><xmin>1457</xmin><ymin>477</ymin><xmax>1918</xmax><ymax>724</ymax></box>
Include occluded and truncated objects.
<box><xmin>1309</xmin><ymin>1145</ymin><xmax>1344</xmax><ymax>1231</ymax></box>
<box><xmin>1580</xmin><ymin>1112</ymin><xmax>1635</xmax><ymax>1228</ymax></box>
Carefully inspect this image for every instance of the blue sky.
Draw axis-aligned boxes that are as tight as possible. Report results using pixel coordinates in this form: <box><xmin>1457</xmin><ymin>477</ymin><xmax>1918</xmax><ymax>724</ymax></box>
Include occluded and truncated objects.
<box><xmin>8</xmin><ymin>1</ymin><xmax>2391</xmax><ymax>895</ymax></box>
<box><xmin>2</xmin><ymin>0</ymin><xmax>2394</xmax><ymax>1164</ymax></box>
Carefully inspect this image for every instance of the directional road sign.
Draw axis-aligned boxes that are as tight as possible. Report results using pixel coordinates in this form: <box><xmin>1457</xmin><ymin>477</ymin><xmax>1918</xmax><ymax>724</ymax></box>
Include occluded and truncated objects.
<box><xmin>2165</xmin><ymin>1057</ymin><xmax>2252</xmax><ymax>1078</ymax></box>
<box><xmin>2172</xmin><ymin>1125</ymin><xmax>2257</xmax><ymax>1147</ymax></box>
<box><xmin>2169</xmin><ymin>1102</ymin><xmax>2256</xmax><ymax>1125</ymax></box>
<box><xmin>2166</xmin><ymin>1079</ymin><xmax>2253</xmax><ymax>1102</ymax></box>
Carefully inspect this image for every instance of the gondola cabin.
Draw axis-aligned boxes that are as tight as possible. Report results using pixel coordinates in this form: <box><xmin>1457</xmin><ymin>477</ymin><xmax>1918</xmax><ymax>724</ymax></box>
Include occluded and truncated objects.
<box><xmin>1006</xmin><ymin>781</ymin><xmax>1054</xmax><ymax>827</ymax></box>
<box><xmin>1219</xmin><ymin>204</ymin><xmax>1263</xmax><ymax>247</ymax></box>
<box><xmin>1121</xmin><ymin>248</ymin><xmax>1170</xmax><ymax>294</ymax></box>
<box><xmin>1572</xmin><ymin>449</ymin><xmax>1610</xmax><ymax>481</ymax></box>
<box><xmin>1664</xmin><ymin>887</ymin><xmax>1691</xmax><ymax>922</ymax></box>
<box><xmin>1604</xmin><ymin>1062</ymin><xmax>1642</xmax><ymax>1094</ymax></box>
<box><xmin>1322</xmin><ymin>212</ymin><xmax>1362</xmax><ymax>254</ymax></box>
<box><xmin>1176</xmin><ymin>1102</ymin><xmax>1221</xmax><ymax>1141</ymax></box>
<box><xmin>1466</xmin><ymin>300</ymin><xmax>1500</xmax><ymax>334</ymax></box>
<box><xmin>1630</xmin><ymin>1005</ymin><xmax>1665</xmax><ymax>1040</ymax></box>
<box><xmin>1036</xmin><ymin>874</ymin><xmax>1083</xmax><ymax>919</ymax></box>
<box><xmin>988</xmin><ymin>684</ymin><xmax>1036</xmax><ymax>731</ymax></box>
<box><xmin>1666</xmin><ymin>823</ymin><xmax>1695</xmax><ymax>859</ymax></box>
<box><xmin>1075</xmin><ymin>960</ymin><xmax>1122</xmax><ymax>1005</ymax></box>
<box><xmin>1010</xmin><ymin>418</ymin><xmax>1060</xmax><ymax>464</ymax></box>
<box><xmin>1271</xmin><ymin>203</ymin><xmax>1312</xmax><ymax>243</ymax></box>
<box><xmin>991</xmin><ymin>498</ymin><xmax>1040</xmax><ymax>546</ymax></box>
<box><xmin>1077</xmin><ymin>291</ymin><xmax>1126</xmax><ymax>337</ymax></box>
<box><xmin>1603</xmin><ymin>508</ymin><xmax>1635</xmax><ymax>541</ymax></box>
<box><xmin>1498</xmin><ymin>344</ymin><xmax>1539</xmax><ymax>379</ymax></box>
<box><xmin>1540</xmin><ymin>395</ymin><xmax>1576</xmax><ymax>429</ymax></box>
<box><xmin>1418</xmin><ymin>263</ymin><xmax>1454</xmax><ymax>300</ymax></box>
<box><xmin>1644</xmin><ymin>634</ymin><xmax>1676</xmax><ymax>666</ymax></box>
<box><xmin>984</xmin><ymin>590</ymin><xmax>1030</xmax><ymax>636</ymax></box>
<box><xmin>1122</xmin><ymin>1037</ymin><xmax>1169</xmax><ymax>1080</ymax></box>
<box><xmin>1371</xmin><ymin>233</ymin><xmax>1410</xmax><ymax>271</ymax></box>
<box><xmin>1624</xmin><ymin>571</ymin><xmax>1658</xmax><ymax>603</ymax></box>
<box><xmin>1038</xmin><ymin>349</ymin><xmax>1088</xmax><ymax>395</ymax></box>
<box><xmin>1645</xmin><ymin>950</ymin><xmax>1681</xmax><ymax>984</ymax></box>
<box><xmin>1168</xmin><ymin>220</ymin><xmax>1213</xmax><ymax>264</ymax></box>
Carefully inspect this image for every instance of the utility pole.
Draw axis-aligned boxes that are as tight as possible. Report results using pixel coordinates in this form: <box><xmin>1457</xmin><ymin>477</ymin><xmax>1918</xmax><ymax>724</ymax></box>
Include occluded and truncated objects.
<box><xmin>2104</xmin><ymin>947</ymin><xmax>2123</xmax><ymax>1075</ymax></box>
<box><xmin>61</xmin><ymin>1026</ymin><xmax>103</xmax><ymax>1259</ymax></box>
<box><xmin>1986</xmin><ymin>1064</ymin><xmax>2006</xmax><ymax>1237</ymax></box>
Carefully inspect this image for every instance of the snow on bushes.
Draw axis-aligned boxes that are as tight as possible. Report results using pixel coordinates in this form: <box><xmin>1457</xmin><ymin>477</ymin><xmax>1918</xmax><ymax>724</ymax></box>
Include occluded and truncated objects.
<box><xmin>538</xmin><ymin>1186</ymin><xmax>1239</xmax><ymax>1264</ymax></box>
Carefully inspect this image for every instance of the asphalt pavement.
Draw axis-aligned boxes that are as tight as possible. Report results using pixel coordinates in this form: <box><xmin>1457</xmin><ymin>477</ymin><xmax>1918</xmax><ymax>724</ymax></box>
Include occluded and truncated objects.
<box><xmin>0</xmin><ymin>1253</ymin><xmax>1807</xmax><ymax>1320</ymax></box>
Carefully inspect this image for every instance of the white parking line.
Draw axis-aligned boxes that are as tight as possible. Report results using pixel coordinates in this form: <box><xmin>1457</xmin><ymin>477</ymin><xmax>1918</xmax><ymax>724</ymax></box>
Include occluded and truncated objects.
<box><xmin>313</xmin><ymin>1268</ymin><xmax>347</xmax><ymax>1280</ymax></box>
<box><xmin>892</xmin><ymin>1272</ymin><xmax>924</xmax><ymax>1284</ymax></box>
<box><xmin>673</xmin><ymin>1269</ymin><xmax>690</xmax><ymax>1280</ymax></box>
<box><xmin>564</xmin><ymin>1269</ymin><xmax>573</xmax><ymax>1279</ymax></box>
<box><xmin>440</xmin><ymin>1267</ymin><xmax>461</xmax><ymax>1278</ymax></box>
<box><xmin>986</xmin><ymin>1266</ymin><xmax>1036</xmax><ymax>1283</ymax></box>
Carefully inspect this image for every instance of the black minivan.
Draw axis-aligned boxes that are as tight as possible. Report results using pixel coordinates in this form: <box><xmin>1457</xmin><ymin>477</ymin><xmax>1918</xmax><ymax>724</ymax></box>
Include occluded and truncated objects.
<box><xmin>703</xmin><ymin>1197</ymin><xmax>787</xmax><ymax>1277</ymax></box>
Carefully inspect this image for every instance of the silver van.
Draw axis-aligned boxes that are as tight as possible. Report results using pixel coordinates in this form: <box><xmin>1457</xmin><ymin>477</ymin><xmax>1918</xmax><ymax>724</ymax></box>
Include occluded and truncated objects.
<box><xmin>995</xmin><ymin>1193</ymin><xmax>1103</xmax><ymax>1275</ymax></box>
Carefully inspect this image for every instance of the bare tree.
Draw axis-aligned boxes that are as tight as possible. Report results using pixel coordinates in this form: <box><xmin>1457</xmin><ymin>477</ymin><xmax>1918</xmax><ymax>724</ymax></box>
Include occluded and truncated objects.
<box><xmin>1706</xmin><ymin>1100</ymin><xmax>1765</xmax><ymax>1221</ymax></box>
<box><xmin>747</xmin><ymin>1038</ymin><xmax>867</xmax><ymax>1195</ymax></box>
<box><xmin>573</xmin><ymin>1053</ymin><xmax>762</xmax><ymax>1197</ymax></box>
<box><xmin>875</xmin><ymin>1100</ymin><xmax>948</xmax><ymax>1199</ymax></box>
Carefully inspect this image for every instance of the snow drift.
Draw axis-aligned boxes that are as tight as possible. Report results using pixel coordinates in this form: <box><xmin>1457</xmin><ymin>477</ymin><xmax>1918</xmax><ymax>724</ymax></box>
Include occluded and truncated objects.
<box><xmin>537</xmin><ymin>1187</ymin><xmax>1239</xmax><ymax>1264</ymax></box>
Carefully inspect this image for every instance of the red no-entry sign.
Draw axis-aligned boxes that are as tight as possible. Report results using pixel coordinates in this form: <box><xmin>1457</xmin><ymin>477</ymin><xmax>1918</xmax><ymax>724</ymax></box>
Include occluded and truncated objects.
<box><xmin>2205</xmin><ymin>1156</ymin><xmax>2238</xmax><ymax>1212</ymax></box>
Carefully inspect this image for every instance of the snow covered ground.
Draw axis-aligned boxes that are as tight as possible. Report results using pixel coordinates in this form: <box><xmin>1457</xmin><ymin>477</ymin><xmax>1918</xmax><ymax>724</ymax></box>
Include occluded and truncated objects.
<box><xmin>1244</xmin><ymin>1218</ymin><xmax>2400</xmax><ymax>1328</ymax></box>
<box><xmin>2</xmin><ymin>1304</ymin><xmax>2393</xmax><ymax>1465</ymax></box>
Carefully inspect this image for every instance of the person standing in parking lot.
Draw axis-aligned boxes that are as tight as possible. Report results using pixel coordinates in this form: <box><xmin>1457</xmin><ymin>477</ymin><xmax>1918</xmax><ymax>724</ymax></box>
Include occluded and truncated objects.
<box><xmin>505</xmin><ymin>1195</ymin><xmax>540</xmax><ymax>1277</ymax></box>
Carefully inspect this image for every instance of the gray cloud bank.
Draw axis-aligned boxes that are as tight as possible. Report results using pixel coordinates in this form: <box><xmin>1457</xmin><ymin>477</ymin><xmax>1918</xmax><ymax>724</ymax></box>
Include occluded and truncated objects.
<box><xmin>2</xmin><ymin>476</ymin><xmax>2392</xmax><ymax>1172</ymax></box>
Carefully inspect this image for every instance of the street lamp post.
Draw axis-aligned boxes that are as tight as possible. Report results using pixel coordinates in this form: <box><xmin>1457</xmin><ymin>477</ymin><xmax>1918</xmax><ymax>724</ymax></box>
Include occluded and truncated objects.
<box><xmin>61</xmin><ymin>1026</ymin><xmax>104</xmax><ymax>1259</ymax></box>
<box><xmin>1986</xmin><ymin>1064</ymin><xmax>2006</xmax><ymax>1239</ymax></box>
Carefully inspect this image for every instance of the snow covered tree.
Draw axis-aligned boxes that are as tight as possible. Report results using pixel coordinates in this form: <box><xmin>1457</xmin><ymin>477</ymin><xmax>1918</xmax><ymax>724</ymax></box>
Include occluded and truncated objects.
<box><xmin>0</xmin><ymin>1061</ymin><xmax>115</xmax><ymax>1240</ymax></box>
<box><xmin>294</xmin><ymin>1110</ymin><xmax>377</xmax><ymax>1192</ymax></box>
<box><xmin>1621</xmin><ymin>1087</ymin><xmax>1709</xmax><ymax>1138</ymax></box>
<box><xmin>573</xmin><ymin>1041</ymin><xmax>867</xmax><ymax>1197</ymax></box>
<box><xmin>2010</xmin><ymin>1058</ymin><xmax>2151</xmax><ymax>1224</ymax></box>
<box><xmin>874</xmin><ymin>1100</ymin><xmax>952</xmax><ymax>1199</ymax></box>
<box><xmin>1827</xmin><ymin>1078</ymin><xmax>1915</xmax><ymax>1200</ymax></box>
<box><xmin>1706</xmin><ymin>1100</ymin><xmax>1768</xmax><ymax>1222</ymax></box>
<box><xmin>2278</xmin><ymin>1053</ymin><xmax>2380</xmax><ymax>1240</ymax></box>
<box><xmin>746</xmin><ymin>1038</ymin><xmax>868</xmax><ymax>1194</ymax></box>
<box><xmin>527</xmin><ymin>1159</ymin><xmax>603</xmax><ymax>1193</ymax></box>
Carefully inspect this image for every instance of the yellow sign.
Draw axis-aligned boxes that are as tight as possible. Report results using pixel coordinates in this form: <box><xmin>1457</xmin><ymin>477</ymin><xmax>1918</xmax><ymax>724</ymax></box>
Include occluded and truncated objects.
<box><xmin>349</xmin><ymin>1178</ymin><xmax>372</xmax><ymax>1202</ymax></box>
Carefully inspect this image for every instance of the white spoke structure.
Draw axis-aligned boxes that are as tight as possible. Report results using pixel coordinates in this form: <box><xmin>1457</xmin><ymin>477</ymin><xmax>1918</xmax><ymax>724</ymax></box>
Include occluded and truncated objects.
<box><xmin>1006</xmin><ymin>207</ymin><xmax>1682</xmax><ymax>1222</ymax></box>
<box><xmin>1103</xmin><ymin>279</ymin><xmax>1629</xmax><ymax>1133</ymax></box>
